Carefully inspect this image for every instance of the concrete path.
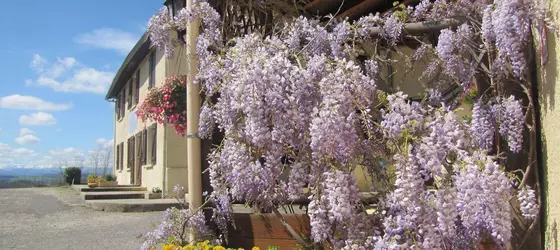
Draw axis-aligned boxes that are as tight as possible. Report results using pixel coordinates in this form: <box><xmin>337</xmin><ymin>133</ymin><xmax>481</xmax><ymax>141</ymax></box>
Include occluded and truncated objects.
<box><xmin>0</xmin><ymin>187</ymin><xmax>162</xmax><ymax>250</ymax></box>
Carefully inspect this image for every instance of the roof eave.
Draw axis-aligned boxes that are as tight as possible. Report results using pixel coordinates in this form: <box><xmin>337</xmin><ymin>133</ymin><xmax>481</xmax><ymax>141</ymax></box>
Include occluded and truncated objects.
<box><xmin>105</xmin><ymin>32</ymin><xmax>151</xmax><ymax>100</ymax></box>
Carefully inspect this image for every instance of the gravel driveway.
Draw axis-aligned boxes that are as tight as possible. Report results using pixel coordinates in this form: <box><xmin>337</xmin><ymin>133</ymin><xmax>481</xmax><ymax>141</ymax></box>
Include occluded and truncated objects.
<box><xmin>0</xmin><ymin>187</ymin><xmax>161</xmax><ymax>250</ymax></box>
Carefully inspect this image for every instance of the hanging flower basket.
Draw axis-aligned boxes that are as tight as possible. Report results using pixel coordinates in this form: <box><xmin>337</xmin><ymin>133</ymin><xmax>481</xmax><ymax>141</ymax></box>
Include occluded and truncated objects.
<box><xmin>136</xmin><ymin>75</ymin><xmax>187</xmax><ymax>136</ymax></box>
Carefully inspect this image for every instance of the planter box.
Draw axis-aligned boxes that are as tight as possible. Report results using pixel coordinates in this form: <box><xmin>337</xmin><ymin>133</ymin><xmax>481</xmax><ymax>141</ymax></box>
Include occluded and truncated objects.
<box><xmin>98</xmin><ymin>180</ymin><xmax>118</xmax><ymax>187</ymax></box>
<box><xmin>223</xmin><ymin>213</ymin><xmax>310</xmax><ymax>250</ymax></box>
<box><xmin>87</xmin><ymin>182</ymin><xmax>98</xmax><ymax>188</ymax></box>
<box><xmin>146</xmin><ymin>193</ymin><xmax>162</xmax><ymax>199</ymax></box>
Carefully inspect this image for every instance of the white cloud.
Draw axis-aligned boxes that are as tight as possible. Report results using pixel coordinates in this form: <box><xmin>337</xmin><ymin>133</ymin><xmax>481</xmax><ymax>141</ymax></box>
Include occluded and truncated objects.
<box><xmin>95</xmin><ymin>137</ymin><xmax>114</xmax><ymax>148</ymax></box>
<box><xmin>20</xmin><ymin>128</ymin><xmax>34</xmax><ymax>136</ymax></box>
<box><xmin>28</xmin><ymin>54</ymin><xmax>114</xmax><ymax>94</ymax></box>
<box><xmin>15</xmin><ymin>135</ymin><xmax>41</xmax><ymax>145</ymax></box>
<box><xmin>12</xmin><ymin>148</ymin><xmax>34</xmax><ymax>154</ymax></box>
<box><xmin>75</xmin><ymin>28</ymin><xmax>139</xmax><ymax>55</ymax></box>
<box><xmin>0</xmin><ymin>143</ymin><xmax>36</xmax><ymax>167</ymax></box>
<box><xmin>0</xmin><ymin>94</ymin><xmax>72</xmax><ymax>111</ymax></box>
<box><xmin>0</xmin><ymin>143</ymin><xmax>89</xmax><ymax>169</ymax></box>
<box><xmin>19</xmin><ymin>112</ymin><xmax>57</xmax><ymax>126</ymax></box>
<box><xmin>30</xmin><ymin>54</ymin><xmax>48</xmax><ymax>73</ymax></box>
<box><xmin>49</xmin><ymin>147</ymin><xmax>81</xmax><ymax>156</ymax></box>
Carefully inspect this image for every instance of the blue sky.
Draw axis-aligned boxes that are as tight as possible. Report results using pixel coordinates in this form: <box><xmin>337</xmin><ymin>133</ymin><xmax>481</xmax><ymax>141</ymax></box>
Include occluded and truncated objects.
<box><xmin>0</xmin><ymin>0</ymin><xmax>163</xmax><ymax>168</ymax></box>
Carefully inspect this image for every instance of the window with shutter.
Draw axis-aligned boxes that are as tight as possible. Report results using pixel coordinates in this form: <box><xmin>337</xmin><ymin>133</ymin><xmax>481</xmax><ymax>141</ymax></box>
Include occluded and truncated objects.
<box><xmin>127</xmin><ymin>137</ymin><xmax>132</xmax><ymax>169</ymax></box>
<box><xmin>119</xmin><ymin>142</ymin><xmax>124</xmax><ymax>170</ymax></box>
<box><xmin>151</xmin><ymin>125</ymin><xmax>157</xmax><ymax>164</ymax></box>
<box><xmin>115</xmin><ymin>144</ymin><xmax>119</xmax><ymax>171</ymax></box>
<box><xmin>119</xmin><ymin>91</ymin><xmax>125</xmax><ymax>119</ymax></box>
<box><xmin>115</xmin><ymin>97</ymin><xmax>120</xmax><ymax>120</ymax></box>
<box><xmin>142</xmin><ymin>129</ymin><xmax>147</xmax><ymax>165</ymax></box>
<box><xmin>135</xmin><ymin>70</ymin><xmax>140</xmax><ymax>104</ymax></box>
<box><xmin>127</xmin><ymin>79</ymin><xmax>133</xmax><ymax>109</ymax></box>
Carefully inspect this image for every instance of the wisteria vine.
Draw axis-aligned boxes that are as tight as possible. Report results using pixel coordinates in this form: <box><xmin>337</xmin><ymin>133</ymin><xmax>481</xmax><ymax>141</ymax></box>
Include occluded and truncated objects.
<box><xmin>142</xmin><ymin>0</ymin><xmax>553</xmax><ymax>249</ymax></box>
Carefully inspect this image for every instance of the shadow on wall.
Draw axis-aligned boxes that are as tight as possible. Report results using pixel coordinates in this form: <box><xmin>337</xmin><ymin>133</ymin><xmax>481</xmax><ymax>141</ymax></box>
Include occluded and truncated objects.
<box><xmin>546</xmin><ymin>220</ymin><xmax>558</xmax><ymax>250</ymax></box>
<box><xmin>539</xmin><ymin>28</ymin><xmax>558</xmax><ymax>113</ymax></box>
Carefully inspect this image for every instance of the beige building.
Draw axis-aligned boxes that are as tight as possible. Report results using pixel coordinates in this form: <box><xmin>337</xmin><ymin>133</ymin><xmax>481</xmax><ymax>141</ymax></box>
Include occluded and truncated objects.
<box><xmin>105</xmin><ymin>32</ymin><xmax>189</xmax><ymax>194</ymax></box>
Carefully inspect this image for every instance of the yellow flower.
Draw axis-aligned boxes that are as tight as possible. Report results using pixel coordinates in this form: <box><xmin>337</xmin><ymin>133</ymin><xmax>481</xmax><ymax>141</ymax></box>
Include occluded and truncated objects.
<box><xmin>213</xmin><ymin>246</ymin><xmax>226</xmax><ymax>250</ymax></box>
<box><xmin>182</xmin><ymin>246</ymin><xmax>195</xmax><ymax>250</ymax></box>
<box><xmin>252</xmin><ymin>247</ymin><xmax>261</xmax><ymax>250</ymax></box>
<box><xmin>162</xmin><ymin>244</ymin><xmax>180</xmax><ymax>250</ymax></box>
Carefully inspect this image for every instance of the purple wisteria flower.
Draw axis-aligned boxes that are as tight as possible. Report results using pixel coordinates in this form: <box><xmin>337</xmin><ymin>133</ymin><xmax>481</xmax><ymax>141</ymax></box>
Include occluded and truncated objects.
<box><xmin>518</xmin><ymin>185</ymin><xmax>539</xmax><ymax>220</ymax></box>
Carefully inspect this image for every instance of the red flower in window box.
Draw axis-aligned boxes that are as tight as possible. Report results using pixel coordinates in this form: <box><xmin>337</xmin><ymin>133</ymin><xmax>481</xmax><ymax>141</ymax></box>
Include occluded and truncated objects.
<box><xmin>136</xmin><ymin>75</ymin><xmax>187</xmax><ymax>136</ymax></box>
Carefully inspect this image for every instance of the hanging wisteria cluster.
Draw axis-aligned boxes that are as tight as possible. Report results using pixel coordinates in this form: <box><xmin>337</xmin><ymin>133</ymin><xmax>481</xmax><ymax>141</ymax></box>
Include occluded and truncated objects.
<box><xmin>144</xmin><ymin>0</ymin><xmax>552</xmax><ymax>248</ymax></box>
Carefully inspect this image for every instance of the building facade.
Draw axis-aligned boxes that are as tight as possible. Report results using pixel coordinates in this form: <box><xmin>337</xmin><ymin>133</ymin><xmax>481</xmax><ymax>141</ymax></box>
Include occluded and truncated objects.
<box><xmin>105</xmin><ymin>33</ymin><xmax>188</xmax><ymax>195</ymax></box>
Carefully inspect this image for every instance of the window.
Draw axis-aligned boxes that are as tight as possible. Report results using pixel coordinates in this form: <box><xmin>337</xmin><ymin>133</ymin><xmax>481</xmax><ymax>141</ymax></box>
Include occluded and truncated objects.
<box><xmin>149</xmin><ymin>52</ymin><xmax>155</xmax><ymax>89</ymax></box>
<box><xmin>151</xmin><ymin>125</ymin><xmax>157</xmax><ymax>164</ymax></box>
<box><xmin>115</xmin><ymin>97</ymin><xmax>121</xmax><ymax>120</ymax></box>
<box><xmin>142</xmin><ymin>129</ymin><xmax>148</xmax><ymax>165</ymax></box>
<box><xmin>115</xmin><ymin>144</ymin><xmax>120</xmax><ymax>171</ymax></box>
<box><xmin>118</xmin><ymin>90</ymin><xmax>125</xmax><ymax>119</ymax></box>
<box><xmin>135</xmin><ymin>70</ymin><xmax>140</xmax><ymax>104</ymax></box>
<box><xmin>127</xmin><ymin>136</ymin><xmax>135</xmax><ymax>169</ymax></box>
<box><xmin>117</xmin><ymin>142</ymin><xmax>124</xmax><ymax>170</ymax></box>
<box><xmin>127</xmin><ymin>78</ymin><xmax>133</xmax><ymax>109</ymax></box>
<box><xmin>169</xmin><ymin>0</ymin><xmax>186</xmax><ymax>17</ymax></box>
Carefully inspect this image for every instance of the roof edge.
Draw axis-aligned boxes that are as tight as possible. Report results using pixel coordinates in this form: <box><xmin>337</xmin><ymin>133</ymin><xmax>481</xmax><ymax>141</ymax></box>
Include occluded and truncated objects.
<box><xmin>105</xmin><ymin>32</ymin><xmax>151</xmax><ymax>100</ymax></box>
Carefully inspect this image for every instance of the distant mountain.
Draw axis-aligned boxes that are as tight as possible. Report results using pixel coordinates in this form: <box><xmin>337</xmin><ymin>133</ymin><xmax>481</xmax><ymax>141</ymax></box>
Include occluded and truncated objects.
<box><xmin>0</xmin><ymin>167</ymin><xmax>60</xmax><ymax>177</ymax></box>
<box><xmin>0</xmin><ymin>167</ymin><xmax>101</xmax><ymax>177</ymax></box>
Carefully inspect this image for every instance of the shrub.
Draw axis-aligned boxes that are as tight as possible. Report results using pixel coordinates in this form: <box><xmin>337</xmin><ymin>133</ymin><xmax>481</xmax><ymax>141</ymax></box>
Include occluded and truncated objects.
<box><xmin>87</xmin><ymin>174</ymin><xmax>98</xmax><ymax>183</ymax></box>
<box><xmin>63</xmin><ymin>167</ymin><xmax>81</xmax><ymax>185</ymax></box>
<box><xmin>105</xmin><ymin>174</ymin><xmax>117</xmax><ymax>182</ymax></box>
<box><xmin>152</xmin><ymin>187</ymin><xmax>162</xmax><ymax>193</ymax></box>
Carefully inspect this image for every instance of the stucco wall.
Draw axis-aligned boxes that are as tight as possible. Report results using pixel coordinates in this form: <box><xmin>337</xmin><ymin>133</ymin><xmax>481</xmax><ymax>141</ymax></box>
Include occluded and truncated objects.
<box><xmin>113</xmin><ymin>48</ymin><xmax>173</xmax><ymax>192</ymax></box>
<box><xmin>538</xmin><ymin>1</ymin><xmax>560</xmax><ymax>247</ymax></box>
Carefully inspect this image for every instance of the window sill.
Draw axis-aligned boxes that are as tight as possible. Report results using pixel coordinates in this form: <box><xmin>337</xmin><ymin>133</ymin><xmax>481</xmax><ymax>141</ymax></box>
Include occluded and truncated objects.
<box><xmin>126</xmin><ymin>168</ymin><xmax>131</xmax><ymax>172</ymax></box>
<box><xmin>128</xmin><ymin>104</ymin><xmax>137</xmax><ymax>111</ymax></box>
<box><xmin>143</xmin><ymin>164</ymin><xmax>155</xmax><ymax>169</ymax></box>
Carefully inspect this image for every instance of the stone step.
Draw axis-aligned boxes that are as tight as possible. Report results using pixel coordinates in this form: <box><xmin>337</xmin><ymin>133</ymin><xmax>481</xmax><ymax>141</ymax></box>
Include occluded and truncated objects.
<box><xmin>86</xmin><ymin>199</ymin><xmax>182</xmax><ymax>212</ymax></box>
<box><xmin>82</xmin><ymin>191</ymin><xmax>147</xmax><ymax>200</ymax></box>
<box><xmin>78</xmin><ymin>186</ymin><xmax>147</xmax><ymax>192</ymax></box>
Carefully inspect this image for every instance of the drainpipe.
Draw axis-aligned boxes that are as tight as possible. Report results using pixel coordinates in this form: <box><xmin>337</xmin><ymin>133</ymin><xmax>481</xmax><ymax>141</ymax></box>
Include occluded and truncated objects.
<box><xmin>186</xmin><ymin>0</ymin><xmax>202</xmax><ymax>212</ymax></box>
<box><xmin>163</xmin><ymin>118</ymin><xmax>168</xmax><ymax>197</ymax></box>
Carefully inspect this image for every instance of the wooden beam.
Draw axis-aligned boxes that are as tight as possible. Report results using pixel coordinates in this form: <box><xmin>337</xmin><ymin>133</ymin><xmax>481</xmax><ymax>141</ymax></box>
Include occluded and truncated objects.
<box><xmin>336</xmin><ymin>0</ymin><xmax>385</xmax><ymax>20</ymax></box>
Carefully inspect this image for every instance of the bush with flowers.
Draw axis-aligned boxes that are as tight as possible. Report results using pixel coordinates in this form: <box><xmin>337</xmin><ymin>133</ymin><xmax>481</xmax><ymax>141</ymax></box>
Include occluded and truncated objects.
<box><xmin>136</xmin><ymin>75</ymin><xmax>188</xmax><ymax>136</ymax></box>
<box><xmin>159</xmin><ymin>241</ymin><xmax>272</xmax><ymax>250</ymax></box>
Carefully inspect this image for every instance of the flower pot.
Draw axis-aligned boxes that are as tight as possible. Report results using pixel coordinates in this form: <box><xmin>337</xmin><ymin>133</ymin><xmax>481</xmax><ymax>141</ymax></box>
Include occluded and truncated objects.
<box><xmin>87</xmin><ymin>182</ymin><xmax>98</xmax><ymax>188</ymax></box>
<box><xmin>146</xmin><ymin>193</ymin><xmax>162</xmax><ymax>199</ymax></box>
<box><xmin>98</xmin><ymin>180</ymin><xmax>118</xmax><ymax>187</ymax></box>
